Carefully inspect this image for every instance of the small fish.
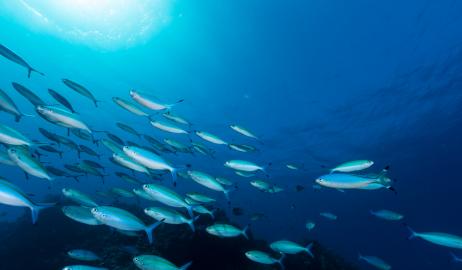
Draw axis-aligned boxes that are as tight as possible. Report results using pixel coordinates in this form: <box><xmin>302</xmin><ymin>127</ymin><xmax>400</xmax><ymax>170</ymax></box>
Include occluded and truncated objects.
<box><xmin>206</xmin><ymin>223</ymin><xmax>249</xmax><ymax>239</ymax></box>
<box><xmin>245</xmin><ymin>250</ymin><xmax>285</xmax><ymax>269</ymax></box>
<box><xmin>250</xmin><ymin>180</ymin><xmax>283</xmax><ymax>193</ymax></box>
<box><xmin>62</xmin><ymin>206</ymin><xmax>103</xmax><ymax>226</ymax></box>
<box><xmin>79</xmin><ymin>145</ymin><xmax>100</xmax><ymax>158</ymax></box>
<box><xmin>150</xmin><ymin>119</ymin><xmax>189</xmax><ymax>134</ymax></box>
<box><xmin>143</xmin><ymin>183</ymin><xmax>193</xmax><ymax>217</ymax></box>
<box><xmin>187</xmin><ymin>170</ymin><xmax>232</xmax><ymax>201</ymax></box>
<box><xmin>71</xmin><ymin>129</ymin><xmax>95</xmax><ymax>143</ymax></box>
<box><xmin>195</xmin><ymin>131</ymin><xmax>227</xmax><ymax>145</ymax></box>
<box><xmin>225</xmin><ymin>159</ymin><xmax>267</xmax><ymax>172</ymax></box>
<box><xmin>8</xmin><ymin>147</ymin><xmax>52</xmax><ymax>180</ymax></box>
<box><xmin>370</xmin><ymin>209</ymin><xmax>403</xmax><ymax>221</ymax></box>
<box><xmin>270</xmin><ymin>240</ymin><xmax>314</xmax><ymax>257</ymax></box>
<box><xmin>193</xmin><ymin>205</ymin><xmax>215</xmax><ymax>219</ymax></box>
<box><xmin>315</xmin><ymin>173</ymin><xmax>389</xmax><ymax>190</ymax></box>
<box><xmin>48</xmin><ymin>88</ymin><xmax>76</xmax><ymax>113</ymax></box>
<box><xmin>215</xmin><ymin>177</ymin><xmax>233</xmax><ymax>186</ymax></box>
<box><xmin>12</xmin><ymin>82</ymin><xmax>46</xmax><ymax>107</ymax></box>
<box><xmin>39</xmin><ymin>145</ymin><xmax>63</xmax><ymax>158</ymax></box>
<box><xmin>0</xmin><ymin>179</ymin><xmax>54</xmax><ymax>224</ymax></box>
<box><xmin>111</xmin><ymin>187</ymin><xmax>135</xmax><ymax>198</ymax></box>
<box><xmin>130</xmin><ymin>90</ymin><xmax>184</xmax><ymax>111</ymax></box>
<box><xmin>62</xmin><ymin>188</ymin><xmax>99</xmax><ymax>207</ymax></box>
<box><xmin>406</xmin><ymin>226</ymin><xmax>462</xmax><ymax>249</ymax></box>
<box><xmin>0</xmin><ymin>150</ymin><xmax>15</xmax><ymax>166</ymax></box>
<box><xmin>0</xmin><ymin>123</ymin><xmax>33</xmax><ymax>146</ymax></box>
<box><xmin>235</xmin><ymin>171</ymin><xmax>255</xmax><ymax>178</ymax></box>
<box><xmin>112</xmin><ymin>97</ymin><xmax>148</xmax><ymax>116</ymax></box>
<box><xmin>133</xmin><ymin>255</ymin><xmax>192</xmax><ymax>270</ymax></box>
<box><xmin>81</xmin><ymin>160</ymin><xmax>104</xmax><ymax>171</ymax></box>
<box><xmin>133</xmin><ymin>188</ymin><xmax>156</xmax><ymax>201</ymax></box>
<box><xmin>36</xmin><ymin>105</ymin><xmax>91</xmax><ymax>133</ymax></box>
<box><xmin>0</xmin><ymin>44</ymin><xmax>44</xmax><ymax>78</ymax></box>
<box><xmin>162</xmin><ymin>112</ymin><xmax>190</xmax><ymax>125</ymax></box>
<box><xmin>320</xmin><ymin>212</ymin><xmax>337</xmax><ymax>220</ymax></box>
<box><xmin>164</xmin><ymin>139</ymin><xmax>192</xmax><ymax>153</ymax></box>
<box><xmin>101</xmin><ymin>138</ymin><xmax>123</xmax><ymax>154</ymax></box>
<box><xmin>62</xmin><ymin>266</ymin><xmax>108</xmax><ymax>270</ymax></box>
<box><xmin>228</xmin><ymin>143</ymin><xmax>257</xmax><ymax>153</ymax></box>
<box><xmin>62</xmin><ymin>79</ymin><xmax>99</xmax><ymax>107</ymax></box>
<box><xmin>331</xmin><ymin>160</ymin><xmax>374</xmax><ymax>173</ymax></box>
<box><xmin>306</xmin><ymin>221</ymin><xmax>316</xmax><ymax>231</ymax></box>
<box><xmin>185</xmin><ymin>192</ymin><xmax>216</xmax><ymax>204</ymax></box>
<box><xmin>192</xmin><ymin>142</ymin><xmax>215</xmax><ymax>156</ymax></box>
<box><xmin>91</xmin><ymin>206</ymin><xmax>162</xmax><ymax>244</ymax></box>
<box><xmin>286</xmin><ymin>164</ymin><xmax>299</xmax><ymax>170</ymax></box>
<box><xmin>450</xmin><ymin>252</ymin><xmax>462</xmax><ymax>263</ymax></box>
<box><xmin>145</xmin><ymin>206</ymin><xmax>196</xmax><ymax>232</ymax></box>
<box><xmin>358</xmin><ymin>253</ymin><xmax>391</xmax><ymax>270</ymax></box>
<box><xmin>0</xmin><ymin>88</ymin><xmax>32</xmax><ymax>121</ymax></box>
<box><xmin>46</xmin><ymin>166</ymin><xmax>81</xmax><ymax>181</ymax></box>
<box><xmin>116</xmin><ymin>122</ymin><xmax>141</xmax><ymax>137</ymax></box>
<box><xmin>230</xmin><ymin>125</ymin><xmax>259</xmax><ymax>140</ymax></box>
<box><xmin>112</xmin><ymin>153</ymin><xmax>151</xmax><ymax>175</ymax></box>
<box><xmin>67</xmin><ymin>249</ymin><xmax>101</xmax><ymax>261</ymax></box>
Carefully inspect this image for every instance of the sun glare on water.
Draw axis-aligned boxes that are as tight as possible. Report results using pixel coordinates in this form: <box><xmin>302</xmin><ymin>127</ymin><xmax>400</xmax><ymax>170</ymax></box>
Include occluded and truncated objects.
<box><xmin>1</xmin><ymin>0</ymin><xmax>173</xmax><ymax>50</ymax></box>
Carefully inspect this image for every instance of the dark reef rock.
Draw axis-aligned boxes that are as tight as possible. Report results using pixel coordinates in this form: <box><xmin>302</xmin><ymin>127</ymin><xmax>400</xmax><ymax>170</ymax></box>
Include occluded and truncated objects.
<box><xmin>0</xmin><ymin>204</ymin><xmax>357</xmax><ymax>270</ymax></box>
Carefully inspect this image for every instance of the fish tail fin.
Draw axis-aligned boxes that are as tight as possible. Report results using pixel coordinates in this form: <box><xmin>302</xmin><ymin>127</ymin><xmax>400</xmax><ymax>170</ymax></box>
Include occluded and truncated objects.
<box><xmin>305</xmin><ymin>242</ymin><xmax>314</xmax><ymax>258</ymax></box>
<box><xmin>210</xmin><ymin>209</ymin><xmax>216</xmax><ymax>219</ymax></box>
<box><xmin>242</xmin><ymin>225</ymin><xmax>249</xmax><ymax>239</ymax></box>
<box><xmin>28</xmin><ymin>67</ymin><xmax>44</xmax><ymax>78</ymax></box>
<box><xmin>186</xmin><ymin>205</ymin><xmax>194</xmax><ymax>219</ymax></box>
<box><xmin>404</xmin><ymin>223</ymin><xmax>417</xmax><ymax>239</ymax></box>
<box><xmin>30</xmin><ymin>202</ymin><xmax>56</xmax><ymax>224</ymax></box>
<box><xmin>278</xmin><ymin>254</ymin><xmax>286</xmax><ymax>270</ymax></box>
<box><xmin>144</xmin><ymin>220</ymin><xmax>162</xmax><ymax>244</ymax></box>
<box><xmin>171</xmin><ymin>168</ymin><xmax>177</xmax><ymax>186</ymax></box>
<box><xmin>223</xmin><ymin>188</ymin><xmax>234</xmax><ymax>202</ymax></box>
<box><xmin>179</xmin><ymin>261</ymin><xmax>193</xmax><ymax>270</ymax></box>
<box><xmin>94</xmin><ymin>100</ymin><xmax>103</xmax><ymax>107</ymax></box>
<box><xmin>187</xmin><ymin>218</ymin><xmax>195</xmax><ymax>232</ymax></box>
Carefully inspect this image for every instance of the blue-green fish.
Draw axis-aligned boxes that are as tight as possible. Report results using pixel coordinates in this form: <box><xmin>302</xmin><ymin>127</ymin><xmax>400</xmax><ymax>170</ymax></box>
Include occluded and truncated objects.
<box><xmin>112</xmin><ymin>97</ymin><xmax>148</xmax><ymax>116</ymax></box>
<box><xmin>370</xmin><ymin>209</ymin><xmax>403</xmax><ymax>221</ymax></box>
<box><xmin>36</xmin><ymin>105</ymin><xmax>91</xmax><ymax>133</ymax></box>
<box><xmin>187</xmin><ymin>170</ymin><xmax>232</xmax><ymax>201</ymax></box>
<box><xmin>143</xmin><ymin>183</ymin><xmax>193</xmax><ymax>217</ymax></box>
<box><xmin>306</xmin><ymin>221</ymin><xmax>315</xmax><ymax>231</ymax></box>
<box><xmin>0</xmin><ymin>179</ymin><xmax>54</xmax><ymax>223</ymax></box>
<box><xmin>186</xmin><ymin>192</ymin><xmax>216</xmax><ymax>204</ymax></box>
<box><xmin>270</xmin><ymin>240</ymin><xmax>313</xmax><ymax>257</ymax></box>
<box><xmin>67</xmin><ymin>249</ymin><xmax>101</xmax><ymax>261</ymax></box>
<box><xmin>8</xmin><ymin>147</ymin><xmax>52</xmax><ymax>180</ymax></box>
<box><xmin>130</xmin><ymin>90</ymin><xmax>184</xmax><ymax>111</ymax></box>
<box><xmin>230</xmin><ymin>125</ymin><xmax>259</xmax><ymax>140</ymax></box>
<box><xmin>162</xmin><ymin>112</ymin><xmax>190</xmax><ymax>125</ymax></box>
<box><xmin>206</xmin><ymin>223</ymin><xmax>248</xmax><ymax>239</ymax></box>
<box><xmin>315</xmin><ymin>173</ymin><xmax>389</xmax><ymax>190</ymax></box>
<box><xmin>195</xmin><ymin>131</ymin><xmax>227</xmax><ymax>145</ymax></box>
<box><xmin>224</xmin><ymin>159</ymin><xmax>266</xmax><ymax>172</ymax></box>
<box><xmin>145</xmin><ymin>206</ymin><xmax>196</xmax><ymax>232</ymax></box>
<box><xmin>62</xmin><ymin>79</ymin><xmax>99</xmax><ymax>107</ymax></box>
<box><xmin>358</xmin><ymin>253</ymin><xmax>391</xmax><ymax>270</ymax></box>
<box><xmin>62</xmin><ymin>206</ymin><xmax>103</xmax><ymax>226</ymax></box>
<box><xmin>151</xmin><ymin>119</ymin><xmax>189</xmax><ymax>134</ymax></box>
<box><xmin>0</xmin><ymin>123</ymin><xmax>33</xmax><ymax>146</ymax></box>
<box><xmin>62</xmin><ymin>188</ymin><xmax>98</xmax><ymax>207</ymax></box>
<box><xmin>91</xmin><ymin>206</ymin><xmax>162</xmax><ymax>244</ymax></box>
<box><xmin>331</xmin><ymin>160</ymin><xmax>374</xmax><ymax>173</ymax></box>
<box><xmin>407</xmin><ymin>226</ymin><xmax>462</xmax><ymax>249</ymax></box>
<box><xmin>133</xmin><ymin>255</ymin><xmax>192</xmax><ymax>270</ymax></box>
<box><xmin>0</xmin><ymin>44</ymin><xmax>44</xmax><ymax>78</ymax></box>
<box><xmin>245</xmin><ymin>251</ymin><xmax>285</xmax><ymax>269</ymax></box>
<box><xmin>320</xmin><ymin>212</ymin><xmax>337</xmax><ymax>220</ymax></box>
<box><xmin>62</xmin><ymin>266</ymin><xmax>108</xmax><ymax>270</ymax></box>
<box><xmin>0</xmin><ymin>88</ymin><xmax>32</xmax><ymax>121</ymax></box>
<box><xmin>112</xmin><ymin>152</ymin><xmax>151</xmax><ymax>175</ymax></box>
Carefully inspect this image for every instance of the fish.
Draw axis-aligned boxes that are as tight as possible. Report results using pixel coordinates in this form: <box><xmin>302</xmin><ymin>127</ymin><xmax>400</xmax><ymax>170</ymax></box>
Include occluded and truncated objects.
<box><xmin>82</xmin><ymin>160</ymin><xmax>104</xmax><ymax>171</ymax></box>
<box><xmin>8</xmin><ymin>147</ymin><xmax>52</xmax><ymax>180</ymax></box>
<box><xmin>112</xmin><ymin>97</ymin><xmax>148</xmax><ymax>116</ymax></box>
<box><xmin>185</xmin><ymin>192</ymin><xmax>216</xmax><ymax>204</ymax></box>
<box><xmin>39</xmin><ymin>145</ymin><xmax>63</xmax><ymax>158</ymax></box>
<box><xmin>370</xmin><ymin>209</ymin><xmax>403</xmax><ymax>221</ymax></box>
<box><xmin>62</xmin><ymin>188</ymin><xmax>99</xmax><ymax>207</ymax></box>
<box><xmin>62</xmin><ymin>266</ymin><xmax>108</xmax><ymax>270</ymax></box>
<box><xmin>116</xmin><ymin>122</ymin><xmax>141</xmax><ymax>137</ymax></box>
<box><xmin>235</xmin><ymin>171</ymin><xmax>255</xmax><ymax>178</ymax></box>
<box><xmin>145</xmin><ymin>206</ymin><xmax>196</xmax><ymax>232</ymax></box>
<box><xmin>12</xmin><ymin>82</ymin><xmax>46</xmax><ymax>107</ymax></box>
<box><xmin>0</xmin><ymin>123</ymin><xmax>33</xmax><ymax>146</ymax></box>
<box><xmin>112</xmin><ymin>152</ymin><xmax>151</xmax><ymax>175</ymax></box>
<box><xmin>164</xmin><ymin>139</ymin><xmax>192</xmax><ymax>153</ymax></box>
<box><xmin>406</xmin><ymin>226</ymin><xmax>462</xmax><ymax>249</ymax></box>
<box><xmin>215</xmin><ymin>177</ymin><xmax>233</xmax><ymax>186</ymax></box>
<box><xmin>270</xmin><ymin>240</ymin><xmax>314</xmax><ymax>257</ymax></box>
<box><xmin>206</xmin><ymin>223</ymin><xmax>249</xmax><ymax>238</ymax></box>
<box><xmin>67</xmin><ymin>249</ymin><xmax>101</xmax><ymax>261</ymax></box>
<box><xmin>91</xmin><ymin>206</ymin><xmax>162</xmax><ymax>244</ymax></box>
<box><xmin>62</xmin><ymin>206</ymin><xmax>103</xmax><ymax>226</ymax></box>
<box><xmin>133</xmin><ymin>255</ymin><xmax>192</xmax><ymax>270</ymax></box>
<box><xmin>250</xmin><ymin>180</ymin><xmax>283</xmax><ymax>193</ymax></box>
<box><xmin>143</xmin><ymin>183</ymin><xmax>193</xmax><ymax>217</ymax></box>
<box><xmin>0</xmin><ymin>150</ymin><xmax>15</xmax><ymax>166</ymax></box>
<box><xmin>150</xmin><ymin>119</ymin><xmax>189</xmax><ymax>134</ymax></box>
<box><xmin>306</xmin><ymin>221</ymin><xmax>316</xmax><ymax>231</ymax></box>
<box><xmin>48</xmin><ymin>88</ymin><xmax>76</xmax><ymax>113</ymax></box>
<box><xmin>0</xmin><ymin>88</ymin><xmax>32</xmax><ymax>121</ymax></box>
<box><xmin>116</xmin><ymin>172</ymin><xmax>144</xmax><ymax>185</ymax></box>
<box><xmin>187</xmin><ymin>170</ymin><xmax>232</xmax><ymax>201</ymax></box>
<box><xmin>331</xmin><ymin>160</ymin><xmax>374</xmax><ymax>173</ymax></box>
<box><xmin>0</xmin><ymin>44</ymin><xmax>44</xmax><ymax>78</ymax></box>
<box><xmin>77</xmin><ymin>162</ymin><xmax>106</xmax><ymax>179</ymax></box>
<box><xmin>0</xmin><ymin>179</ymin><xmax>54</xmax><ymax>223</ymax></box>
<box><xmin>451</xmin><ymin>252</ymin><xmax>462</xmax><ymax>263</ymax></box>
<box><xmin>191</xmin><ymin>142</ymin><xmax>215</xmax><ymax>156</ymax></box>
<box><xmin>111</xmin><ymin>187</ymin><xmax>135</xmax><ymax>198</ymax></box>
<box><xmin>130</xmin><ymin>90</ymin><xmax>184</xmax><ymax>111</ymax></box>
<box><xmin>71</xmin><ymin>129</ymin><xmax>95</xmax><ymax>143</ymax></box>
<box><xmin>36</xmin><ymin>105</ymin><xmax>91</xmax><ymax>133</ymax></box>
<box><xmin>133</xmin><ymin>188</ymin><xmax>156</xmax><ymax>201</ymax></box>
<box><xmin>65</xmin><ymin>164</ymin><xmax>87</xmax><ymax>174</ymax></box>
<box><xmin>162</xmin><ymin>112</ymin><xmax>190</xmax><ymax>125</ymax></box>
<box><xmin>230</xmin><ymin>125</ymin><xmax>259</xmax><ymax>140</ymax></box>
<box><xmin>195</xmin><ymin>131</ymin><xmax>227</xmax><ymax>145</ymax></box>
<box><xmin>228</xmin><ymin>143</ymin><xmax>258</xmax><ymax>153</ymax></box>
<box><xmin>193</xmin><ymin>205</ymin><xmax>215</xmax><ymax>219</ymax></box>
<box><xmin>286</xmin><ymin>164</ymin><xmax>299</xmax><ymax>170</ymax></box>
<box><xmin>320</xmin><ymin>212</ymin><xmax>337</xmax><ymax>220</ymax></box>
<box><xmin>225</xmin><ymin>159</ymin><xmax>267</xmax><ymax>172</ymax></box>
<box><xmin>245</xmin><ymin>251</ymin><xmax>285</xmax><ymax>269</ymax></box>
<box><xmin>123</xmin><ymin>146</ymin><xmax>178</xmax><ymax>182</ymax></box>
<box><xmin>46</xmin><ymin>166</ymin><xmax>81</xmax><ymax>181</ymax></box>
<box><xmin>358</xmin><ymin>253</ymin><xmax>391</xmax><ymax>270</ymax></box>
<box><xmin>62</xmin><ymin>79</ymin><xmax>99</xmax><ymax>107</ymax></box>
<box><xmin>101</xmin><ymin>138</ymin><xmax>123</xmax><ymax>154</ymax></box>
<box><xmin>315</xmin><ymin>173</ymin><xmax>390</xmax><ymax>190</ymax></box>
<box><xmin>79</xmin><ymin>145</ymin><xmax>100</xmax><ymax>159</ymax></box>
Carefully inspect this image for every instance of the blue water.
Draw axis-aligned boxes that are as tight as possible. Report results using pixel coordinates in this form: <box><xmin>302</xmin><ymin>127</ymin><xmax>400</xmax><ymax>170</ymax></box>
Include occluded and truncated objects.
<box><xmin>1</xmin><ymin>0</ymin><xmax>462</xmax><ymax>269</ymax></box>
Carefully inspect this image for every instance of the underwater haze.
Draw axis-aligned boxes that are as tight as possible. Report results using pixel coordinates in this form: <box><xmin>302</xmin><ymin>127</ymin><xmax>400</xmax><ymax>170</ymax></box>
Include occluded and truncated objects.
<box><xmin>1</xmin><ymin>0</ymin><xmax>462</xmax><ymax>269</ymax></box>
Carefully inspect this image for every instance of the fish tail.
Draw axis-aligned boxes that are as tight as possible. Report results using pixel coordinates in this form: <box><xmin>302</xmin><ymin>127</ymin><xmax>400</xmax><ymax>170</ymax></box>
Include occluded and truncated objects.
<box><xmin>171</xmin><ymin>169</ymin><xmax>177</xmax><ymax>186</ymax></box>
<box><xmin>209</xmin><ymin>209</ymin><xmax>216</xmax><ymax>219</ymax></box>
<box><xmin>179</xmin><ymin>261</ymin><xmax>193</xmax><ymax>270</ymax></box>
<box><xmin>242</xmin><ymin>225</ymin><xmax>250</xmax><ymax>239</ymax></box>
<box><xmin>30</xmin><ymin>202</ymin><xmax>56</xmax><ymax>224</ymax></box>
<box><xmin>404</xmin><ymin>223</ymin><xmax>417</xmax><ymax>239</ymax></box>
<box><xmin>144</xmin><ymin>220</ymin><xmax>162</xmax><ymax>244</ymax></box>
<box><xmin>187</xmin><ymin>218</ymin><xmax>195</xmax><ymax>233</ymax></box>
<box><xmin>186</xmin><ymin>205</ymin><xmax>194</xmax><ymax>219</ymax></box>
<box><xmin>278</xmin><ymin>254</ymin><xmax>286</xmax><ymax>270</ymax></box>
<box><xmin>305</xmin><ymin>242</ymin><xmax>314</xmax><ymax>258</ymax></box>
<box><xmin>223</xmin><ymin>188</ymin><xmax>233</xmax><ymax>202</ymax></box>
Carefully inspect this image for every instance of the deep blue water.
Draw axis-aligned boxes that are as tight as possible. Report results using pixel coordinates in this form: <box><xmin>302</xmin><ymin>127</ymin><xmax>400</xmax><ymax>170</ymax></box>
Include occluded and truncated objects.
<box><xmin>1</xmin><ymin>0</ymin><xmax>462</xmax><ymax>269</ymax></box>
